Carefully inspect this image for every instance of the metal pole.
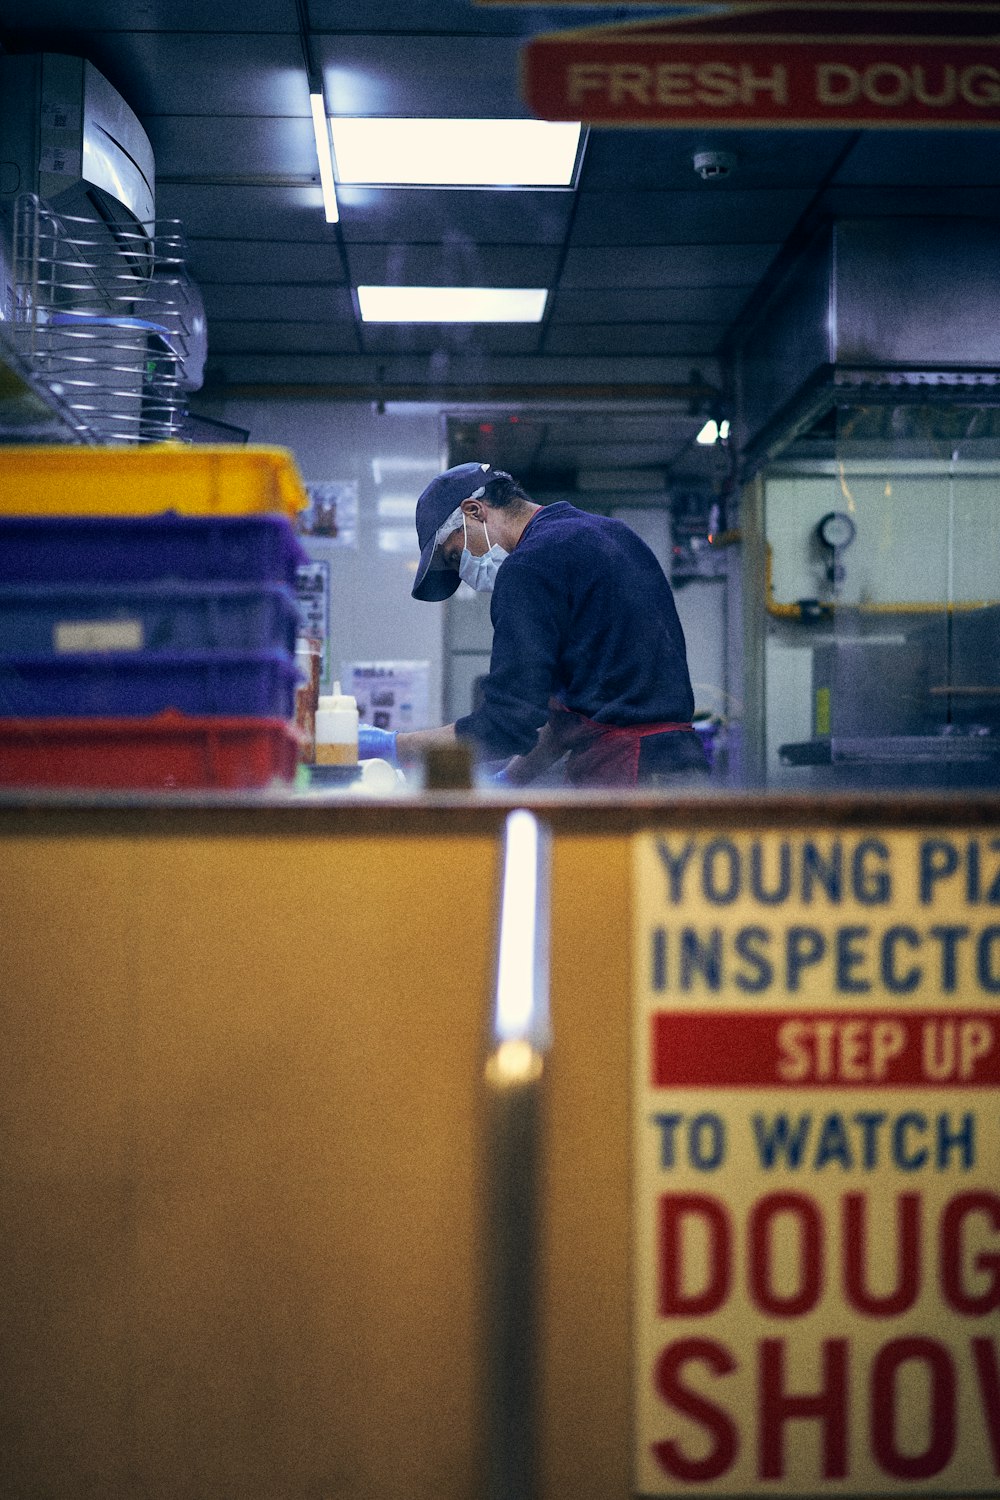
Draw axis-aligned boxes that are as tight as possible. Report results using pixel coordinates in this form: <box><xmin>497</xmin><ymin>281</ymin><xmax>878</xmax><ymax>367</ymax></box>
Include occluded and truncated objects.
<box><xmin>483</xmin><ymin>809</ymin><xmax>551</xmax><ymax>1500</ymax></box>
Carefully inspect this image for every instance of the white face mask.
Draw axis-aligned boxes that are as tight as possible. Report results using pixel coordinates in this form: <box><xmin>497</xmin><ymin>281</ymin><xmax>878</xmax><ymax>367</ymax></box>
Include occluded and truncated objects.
<box><xmin>458</xmin><ymin>513</ymin><xmax>508</xmax><ymax>593</ymax></box>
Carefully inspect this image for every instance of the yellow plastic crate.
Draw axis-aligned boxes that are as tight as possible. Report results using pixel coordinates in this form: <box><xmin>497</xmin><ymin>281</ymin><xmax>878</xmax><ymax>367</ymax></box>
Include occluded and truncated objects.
<box><xmin>0</xmin><ymin>445</ymin><xmax>308</xmax><ymax>520</ymax></box>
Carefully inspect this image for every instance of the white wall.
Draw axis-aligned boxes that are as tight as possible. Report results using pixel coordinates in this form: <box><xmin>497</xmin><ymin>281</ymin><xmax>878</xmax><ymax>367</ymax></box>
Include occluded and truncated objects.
<box><xmin>204</xmin><ymin>397</ymin><xmax>448</xmax><ymax>726</ymax></box>
<box><xmin>767</xmin><ymin>468</ymin><xmax>1000</xmax><ymax>608</ymax></box>
<box><xmin>444</xmin><ymin>588</ymin><xmax>493</xmax><ymax>723</ymax></box>
<box><xmin>611</xmin><ymin>506</ymin><xmax>728</xmax><ymax>720</ymax></box>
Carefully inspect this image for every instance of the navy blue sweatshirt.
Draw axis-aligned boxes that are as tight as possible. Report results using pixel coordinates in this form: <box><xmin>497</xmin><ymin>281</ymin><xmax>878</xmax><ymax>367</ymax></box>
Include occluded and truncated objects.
<box><xmin>454</xmin><ymin>503</ymin><xmax>695</xmax><ymax>759</ymax></box>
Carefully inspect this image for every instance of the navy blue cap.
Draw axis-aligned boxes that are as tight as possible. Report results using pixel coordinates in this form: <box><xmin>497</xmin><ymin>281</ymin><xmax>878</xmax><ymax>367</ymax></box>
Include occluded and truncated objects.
<box><xmin>411</xmin><ymin>461</ymin><xmax>493</xmax><ymax>601</ymax></box>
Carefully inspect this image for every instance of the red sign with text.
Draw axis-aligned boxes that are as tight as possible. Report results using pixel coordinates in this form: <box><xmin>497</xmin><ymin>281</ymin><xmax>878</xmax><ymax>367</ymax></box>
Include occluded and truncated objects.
<box><xmin>523</xmin><ymin>34</ymin><xmax>1000</xmax><ymax>126</ymax></box>
<box><xmin>483</xmin><ymin>0</ymin><xmax>1000</xmax><ymax>7</ymax></box>
<box><xmin>652</xmin><ymin>1011</ymin><xmax>1000</xmax><ymax>1089</ymax></box>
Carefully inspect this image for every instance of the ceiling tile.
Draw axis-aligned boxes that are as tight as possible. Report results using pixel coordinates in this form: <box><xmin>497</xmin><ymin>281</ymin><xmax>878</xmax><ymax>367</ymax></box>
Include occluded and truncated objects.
<box><xmin>580</xmin><ymin>128</ymin><xmax>853</xmax><ymax>191</ymax></box>
<box><xmin>0</xmin><ymin>0</ymin><xmax>291</xmax><ymax>28</ymax></box>
<box><xmin>361</xmin><ymin>325</ymin><xmax>543</xmax><ymax>356</ymax></box>
<box><xmin>345</xmin><ymin>243</ymin><xmax>562</xmax><ymax>286</ymax></box>
<box><xmin>202</xmin><ymin>285</ymin><xmax>355</xmax><ymax>322</ymax></box>
<box><xmin>337</xmin><ymin>187</ymin><xmax>573</xmax><ymax>246</ymax></box>
<box><xmin>81</xmin><ymin>32</ymin><xmax>308</xmax><ymax>118</ymax></box>
<box><xmin>188</xmin><ymin>239</ymin><xmax>347</xmax><ymax>286</ymax></box>
<box><xmin>307</xmin><ymin>1</ymin><xmax>597</xmax><ymax>35</ymax></box>
<box><xmin>315</xmin><ymin>35</ymin><xmax>526</xmax><ymax>117</ymax></box>
<box><xmin>156</xmin><ymin>183</ymin><xmax>336</xmax><ymax>242</ymax></box>
<box><xmin>835</xmin><ymin>130</ymin><xmax>1000</xmax><ymax>186</ymax></box>
<box><xmin>549</xmin><ymin>285</ymin><xmax>751</xmax><ymax>324</ymax></box>
<box><xmin>819</xmin><ymin>187</ymin><xmax>1000</xmax><ymax>220</ymax></box>
<box><xmin>206</xmin><ymin>351</ymin><xmax>723</xmax><ymax>388</ymax></box>
<box><xmin>208</xmin><ymin>322</ymin><xmax>360</xmax><ymax>355</ymax></box>
<box><xmin>561</xmin><ymin>244</ymin><xmax>781</xmax><ymax>290</ymax></box>
<box><xmin>544</xmin><ymin>324</ymin><xmax>726</xmax><ymax>357</ymax></box>
<box><xmin>148</xmin><ymin>116</ymin><xmax>315</xmax><ymax>180</ymax></box>
<box><xmin>570</xmin><ymin>188</ymin><xmax>813</xmax><ymax>247</ymax></box>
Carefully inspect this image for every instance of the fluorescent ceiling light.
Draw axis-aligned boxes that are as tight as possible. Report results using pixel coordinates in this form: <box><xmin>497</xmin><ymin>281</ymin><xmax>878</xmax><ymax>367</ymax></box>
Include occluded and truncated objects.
<box><xmin>378</xmin><ymin>527</ymin><xmax>420</xmax><ymax>554</ymax></box>
<box><xmin>377</xmin><ymin>496</ymin><xmax>417</xmax><ymax>518</ymax></box>
<box><xmin>310</xmin><ymin>93</ymin><xmax>339</xmax><ymax>224</ymax></box>
<box><xmin>330</xmin><ymin>117</ymin><xmax>581</xmax><ymax>187</ymax></box>
<box><xmin>372</xmin><ymin>457</ymin><xmax>439</xmax><ymax>485</ymax></box>
<box><xmin>358</xmin><ymin>286</ymin><xmax>547</xmax><ymax>324</ymax></box>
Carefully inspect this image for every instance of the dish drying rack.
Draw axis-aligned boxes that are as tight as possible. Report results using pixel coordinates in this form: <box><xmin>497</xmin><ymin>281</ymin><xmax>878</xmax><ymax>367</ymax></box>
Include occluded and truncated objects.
<box><xmin>10</xmin><ymin>192</ymin><xmax>200</xmax><ymax>445</ymax></box>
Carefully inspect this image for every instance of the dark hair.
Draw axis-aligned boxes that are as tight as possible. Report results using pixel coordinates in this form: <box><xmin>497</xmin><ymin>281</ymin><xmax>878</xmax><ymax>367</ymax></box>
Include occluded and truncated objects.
<box><xmin>483</xmin><ymin>469</ymin><xmax>533</xmax><ymax>509</ymax></box>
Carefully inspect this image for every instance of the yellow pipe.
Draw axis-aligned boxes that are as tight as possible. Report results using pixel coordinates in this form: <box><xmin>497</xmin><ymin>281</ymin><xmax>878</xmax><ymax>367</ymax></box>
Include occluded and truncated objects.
<box><xmin>764</xmin><ymin>544</ymin><xmax>999</xmax><ymax>620</ymax></box>
<box><xmin>857</xmin><ymin>599</ymin><xmax>998</xmax><ymax>614</ymax></box>
<box><xmin>764</xmin><ymin>545</ymin><xmax>831</xmax><ymax>621</ymax></box>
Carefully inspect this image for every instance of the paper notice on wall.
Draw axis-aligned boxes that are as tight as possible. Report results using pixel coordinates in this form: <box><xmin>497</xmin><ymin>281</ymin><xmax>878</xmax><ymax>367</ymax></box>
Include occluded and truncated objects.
<box><xmin>295</xmin><ymin>560</ymin><xmax>329</xmax><ymax>644</ymax></box>
<box><xmin>344</xmin><ymin>660</ymin><xmax>430</xmax><ymax>732</ymax></box>
<box><xmin>632</xmin><ymin>826</ymin><xmax>1000</xmax><ymax>1497</ymax></box>
<box><xmin>300</xmin><ymin>481</ymin><xmax>358</xmax><ymax>547</ymax></box>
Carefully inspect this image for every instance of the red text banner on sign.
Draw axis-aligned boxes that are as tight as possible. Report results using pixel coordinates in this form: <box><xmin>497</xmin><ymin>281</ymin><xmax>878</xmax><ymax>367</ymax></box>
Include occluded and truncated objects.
<box><xmin>523</xmin><ymin>37</ymin><xmax>1000</xmax><ymax>127</ymax></box>
<box><xmin>482</xmin><ymin>0</ymin><xmax>1000</xmax><ymax>7</ymax></box>
<box><xmin>652</xmin><ymin>1011</ymin><xmax>1000</xmax><ymax>1088</ymax></box>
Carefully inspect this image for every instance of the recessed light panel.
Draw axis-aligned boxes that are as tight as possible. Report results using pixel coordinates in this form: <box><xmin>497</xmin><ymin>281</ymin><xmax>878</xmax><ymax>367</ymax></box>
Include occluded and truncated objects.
<box><xmin>358</xmin><ymin>286</ymin><xmax>548</xmax><ymax>323</ymax></box>
<box><xmin>377</xmin><ymin>496</ymin><xmax>418</xmax><ymax>518</ymax></box>
<box><xmin>330</xmin><ymin>118</ymin><xmax>581</xmax><ymax>187</ymax></box>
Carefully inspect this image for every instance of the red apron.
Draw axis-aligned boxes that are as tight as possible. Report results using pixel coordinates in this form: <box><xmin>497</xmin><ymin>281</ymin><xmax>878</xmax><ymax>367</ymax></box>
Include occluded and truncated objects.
<box><xmin>546</xmin><ymin>702</ymin><xmax>694</xmax><ymax>787</ymax></box>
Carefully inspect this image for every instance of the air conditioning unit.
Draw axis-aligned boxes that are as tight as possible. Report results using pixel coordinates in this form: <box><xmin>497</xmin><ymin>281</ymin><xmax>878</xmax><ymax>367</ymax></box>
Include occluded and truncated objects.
<box><xmin>0</xmin><ymin>51</ymin><xmax>155</xmax><ymax>239</ymax></box>
<box><xmin>0</xmin><ymin>55</ymin><xmax>206</xmax><ymax>441</ymax></box>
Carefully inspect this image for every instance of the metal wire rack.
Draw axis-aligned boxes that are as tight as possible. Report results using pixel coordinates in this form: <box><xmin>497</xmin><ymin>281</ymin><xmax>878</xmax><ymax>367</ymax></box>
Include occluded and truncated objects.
<box><xmin>11</xmin><ymin>192</ymin><xmax>200</xmax><ymax>444</ymax></box>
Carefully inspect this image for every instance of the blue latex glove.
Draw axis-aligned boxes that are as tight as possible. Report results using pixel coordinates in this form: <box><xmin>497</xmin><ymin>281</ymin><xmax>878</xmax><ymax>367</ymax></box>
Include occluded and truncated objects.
<box><xmin>358</xmin><ymin>724</ymin><xmax>398</xmax><ymax>765</ymax></box>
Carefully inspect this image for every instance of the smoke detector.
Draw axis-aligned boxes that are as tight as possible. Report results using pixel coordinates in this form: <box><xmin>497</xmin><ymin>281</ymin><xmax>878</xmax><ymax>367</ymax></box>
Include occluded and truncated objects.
<box><xmin>693</xmin><ymin>150</ymin><xmax>737</xmax><ymax>181</ymax></box>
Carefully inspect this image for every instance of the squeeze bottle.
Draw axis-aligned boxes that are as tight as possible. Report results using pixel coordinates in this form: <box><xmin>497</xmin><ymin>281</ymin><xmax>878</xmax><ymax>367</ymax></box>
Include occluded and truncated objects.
<box><xmin>293</xmin><ymin>636</ymin><xmax>321</xmax><ymax>762</ymax></box>
<box><xmin>314</xmin><ymin>681</ymin><xmax>359</xmax><ymax>765</ymax></box>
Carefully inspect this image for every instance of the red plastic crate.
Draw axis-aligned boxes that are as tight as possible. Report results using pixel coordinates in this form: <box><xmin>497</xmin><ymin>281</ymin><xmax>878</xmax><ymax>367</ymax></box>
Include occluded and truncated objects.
<box><xmin>0</xmin><ymin>711</ymin><xmax>302</xmax><ymax>790</ymax></box>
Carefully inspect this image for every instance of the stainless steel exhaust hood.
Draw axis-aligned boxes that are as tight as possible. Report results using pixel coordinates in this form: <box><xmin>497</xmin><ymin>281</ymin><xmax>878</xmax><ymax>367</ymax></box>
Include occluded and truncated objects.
<box><xmin>733</xmin><ymin>218</ymin><xmax>1000</xmax><ymax>474</ymax></box>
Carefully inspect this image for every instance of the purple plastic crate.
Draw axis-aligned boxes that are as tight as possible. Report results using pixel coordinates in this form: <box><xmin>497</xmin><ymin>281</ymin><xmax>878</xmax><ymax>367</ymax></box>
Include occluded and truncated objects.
<box><xmin>0</xmin><ymin>649</ymin><xmax>297</xmax><ymax>719</ymax></box>
<box><xmin>0</xmin><ymin>581</ymin><xmax>300</xmax><ymax>655</ymax></box>
<box><xmin>0</xmin><ymin>513</ymin><xmax>307</xmax><ymax>586</ymax></box>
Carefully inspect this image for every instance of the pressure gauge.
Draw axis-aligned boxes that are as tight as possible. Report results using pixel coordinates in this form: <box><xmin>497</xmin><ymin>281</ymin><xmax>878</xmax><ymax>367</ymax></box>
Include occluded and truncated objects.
<box><xmin>817</xmin><ymin>510</ymin><xmax>856</xmax><ymax>550</ymax></box>
<box><xmin>816</xmin><ymin>510</ymin><xmax>856</xmax><ymax>589</ymax></box>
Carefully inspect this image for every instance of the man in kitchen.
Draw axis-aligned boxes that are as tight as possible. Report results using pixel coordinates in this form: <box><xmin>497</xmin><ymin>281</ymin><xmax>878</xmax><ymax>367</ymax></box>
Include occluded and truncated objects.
<box><xmin>360</xmin><ymin>461</ymin><xmax>708</xmax><ymax>788</ymax></box>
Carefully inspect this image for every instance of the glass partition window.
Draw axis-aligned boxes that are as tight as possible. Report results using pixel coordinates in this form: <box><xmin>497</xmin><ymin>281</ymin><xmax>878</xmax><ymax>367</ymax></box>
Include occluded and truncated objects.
<box><xmin>763</xmin><ymin>402</ymin><xmax>1000</xmax><ymax>791</ymax></box>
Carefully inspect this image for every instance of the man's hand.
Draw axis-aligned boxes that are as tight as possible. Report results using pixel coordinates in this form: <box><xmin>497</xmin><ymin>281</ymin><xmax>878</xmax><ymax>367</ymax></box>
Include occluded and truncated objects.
<box><xmin>494</xmin><ymin>721</ymin><xmax>562</xmax><ymax>786</ymax></box>
<box><xmin>395</xmin><ymin>723</ymin><xmax>459</xmax><ymax>762</ymax></box>
<box><xmin>358</xmin><ymin>725</ymin><xmax>398</xmax><ymax>763</ymax></box>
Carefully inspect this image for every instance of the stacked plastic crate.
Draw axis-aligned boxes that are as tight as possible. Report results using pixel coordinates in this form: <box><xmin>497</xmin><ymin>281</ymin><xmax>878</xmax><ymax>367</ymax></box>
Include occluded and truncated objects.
<box><xmin>0</xmin><ymin>446</ymin><xmax>309</xmax><ymax>790</ymax></box>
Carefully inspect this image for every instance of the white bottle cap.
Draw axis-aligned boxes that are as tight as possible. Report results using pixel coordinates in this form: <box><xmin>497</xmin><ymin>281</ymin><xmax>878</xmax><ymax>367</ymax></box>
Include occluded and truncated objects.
<box><xmin>318</xmin><ymin>680</ymin><xmax>357</xmax><ymax>713</ymax></box>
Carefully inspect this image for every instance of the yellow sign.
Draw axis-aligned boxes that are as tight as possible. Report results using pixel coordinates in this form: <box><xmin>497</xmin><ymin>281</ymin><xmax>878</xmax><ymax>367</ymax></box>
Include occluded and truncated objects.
<box><xmin>633</xmin><ymin>828</ymin><xmax>1000</xmax><ymax>1495</ymax></box>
